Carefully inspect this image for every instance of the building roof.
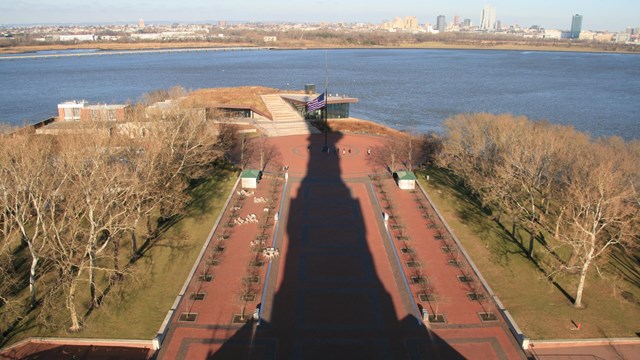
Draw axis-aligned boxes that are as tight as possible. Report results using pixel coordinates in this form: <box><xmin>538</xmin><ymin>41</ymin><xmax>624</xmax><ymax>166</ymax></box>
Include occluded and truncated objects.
<box><xmin>183</xmin><ymin>86</ymin><xmax>301</xmax><ymax>120</ymax></box>
<box><xmin>395</xmin><ymin>170</ymin><xmax>416</xmax><ymax>181</ymax></box>
<box><xmin>281</xmin><ymin>94</ymin><xmax>358</xmax><ymax>105</ymax></box>
<box><xmin>241</xmin><ymin>169</ymin><xmax>261</xmax><ymax>178</ymax></box>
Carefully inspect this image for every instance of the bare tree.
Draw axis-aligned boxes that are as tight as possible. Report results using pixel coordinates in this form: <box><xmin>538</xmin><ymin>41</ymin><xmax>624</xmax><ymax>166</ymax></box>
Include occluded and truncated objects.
<box><xmin>216</xmin><ymin>121</ymin><xmax>240</xmax><ymax>163</ymax></box>
<box><xmin>551</xmin><ymin>140</ymin><xmax>638</xmax><ymax>308</ymax></box>
<box><xmin>400</xmin><ymin>131</ymin><xmax>419</xmax><ymax>171</ymax></box>
<box><xmin>369</xmin><ymin>135</ymin><xmax>405</xmax><ymax>173</ymax></box>
<box><xmin>0</xmin><ymin>135</ymin><xmax>63</xmax><ymax>307</ymax></box>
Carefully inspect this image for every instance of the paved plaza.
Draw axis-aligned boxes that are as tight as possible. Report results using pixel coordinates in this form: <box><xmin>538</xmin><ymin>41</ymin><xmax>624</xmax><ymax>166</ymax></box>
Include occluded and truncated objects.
<box><xmin>156</xmin><ymin>133</ymin><xmax>526</xmax><ymax>360</ymax></box>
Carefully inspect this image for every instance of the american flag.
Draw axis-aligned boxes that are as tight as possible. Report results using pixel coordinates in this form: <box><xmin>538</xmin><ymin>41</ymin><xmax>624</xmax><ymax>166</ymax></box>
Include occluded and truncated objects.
<box><xmin>306</xmin><ymin>93</ymin><xmax>326</xmax><ymax>111</ymax></box>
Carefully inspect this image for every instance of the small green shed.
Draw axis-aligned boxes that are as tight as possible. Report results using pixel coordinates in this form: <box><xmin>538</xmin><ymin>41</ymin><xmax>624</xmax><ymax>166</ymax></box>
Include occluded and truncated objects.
<box><xmin>241</xmin><ymin>169</ymin><xmax>261</xmax><ymax>189</ymax></box>
<box><xmin>394</xmin><ymin>170</ymin><xmax>416</xmax><ymax>190</ymax></box>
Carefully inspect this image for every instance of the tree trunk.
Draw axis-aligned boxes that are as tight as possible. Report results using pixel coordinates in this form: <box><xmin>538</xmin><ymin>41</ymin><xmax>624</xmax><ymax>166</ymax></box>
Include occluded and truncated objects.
<box><xmin>260</xmin><ymin>151</ymin><xmax>264</xmax><ymax>172</ymax></box>
<box><xmin>574</xmin><ymin>257</ymin><xmax>591</xmax><ymax>308</ymax></box>
<box><xmin>389</xmin><ymin>153</ymin><xmax>395</xmax><ymax>173</ymax></box>
<box><xmin>554</xmin><ymin>209</ymin><xmax>564</xmax><ymax>239</ymax></box>
<box><xmin>146</xmin><ymin>214</ymin><xmax>153</xmax><ymax>238</ymax></box>
<box><xmin>528</xmin><ymin>201</ymin><xmax>536</xmax><ymax>257</ymax></box>
<box><xmin>29</xmin><ymin>254</ymin><xmax>39</xmax><ymax>307</ymax></box>
<box><xmin>89</xmin><ymin>249</ymin><xmax>98</xmax><ymax>308</ymax></box>
<box><xmin>67</xmin><ymin>279</ymin><xmax>81</xmax><ymax>332</ymax></box>
<box><xmin>130</xmin><ymin>229</ymin><xmax>139</xmax><ymax>260</ymax></box>
<box><xmin>240</xmin><ymin>136</ymin><xmax>246</xmax><ymax>170</ymax></box>
<box><xmin>113</xmin><ymin>236</ymin><xmax>121</xmax><ymax>281</ymax></box>
<box><xmin>528</xmin><ymin>226</ymin><xmax>535</xmax><ymax>258</ymax></box>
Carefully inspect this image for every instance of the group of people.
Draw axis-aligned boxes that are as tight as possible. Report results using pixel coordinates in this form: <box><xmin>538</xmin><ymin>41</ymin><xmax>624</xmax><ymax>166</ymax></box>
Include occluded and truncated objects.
<box><xmin>305</xmin><ymin>145</ymin><xmax>372</xmax><ymax>156</ymax></box>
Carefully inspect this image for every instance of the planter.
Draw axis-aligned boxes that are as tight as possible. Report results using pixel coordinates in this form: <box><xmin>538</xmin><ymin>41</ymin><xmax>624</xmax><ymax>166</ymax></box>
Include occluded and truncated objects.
<box><xmin>208</xmin><ymin>258</ymin><xmax>221</xmax><ymax>266</ymax></box>
<box><xmin>418</xmin><ymin>293</ymin><xmax>436</xmax><ymax>302</ymax></box>
<box><xmin>179</xmin><ymin>313</ymin><xmax>197</xmax><ymax>322</ymax></box>
<box><xmin>428</xmin><ymin>314</ymin><xmax>446</xmax><ymax>323</ymax></box>
<box><xmin>198</xmin><ymin>274</ymin><xmax>213</xmax><ymax>282</ymax></box>
<box><xmin>457</xmin><ymin>275</ymin><xmax>473</xmax><ymax>283</ymax></box>
<box><xmin>447</xmin><ymin>259</ymin><xmax>461</xmax><ymax>267</ymax></box>
<box><xmin>190</xmin><ymin>293</ymin><xmax>206</xmax><ymax>300</ymax></box>
<box><xmin>242</xmin><ymin>294</ymin><xmax>256</xmax><ymax>301</ymax></box>
<box><xmin>406</xmin><ymin>261</ymin><xmax>421</xmax><ymax>268</ymax></box>
<box><xmin>401</xmin><ymin>247</ymin><xmax>414</xmax><ymax>254</ymax></box>
<box><xmin>479</xmin><ymin>312</ymin><xmax>498</xmax><ymax>322</ymax></box>
<box><xmin>232</xmin><ymin>314</ymin><xmax>252</xmax><ymax>324</ymax></box>
<box><xmin>411</xmin><ymin>276</ymin><xmax>427</xmax><ymax>285</ymax></box>
<box><xmin>467</xmin><ymin>293</ymin><xmax>486</xmax><ymax>301</ymax></box>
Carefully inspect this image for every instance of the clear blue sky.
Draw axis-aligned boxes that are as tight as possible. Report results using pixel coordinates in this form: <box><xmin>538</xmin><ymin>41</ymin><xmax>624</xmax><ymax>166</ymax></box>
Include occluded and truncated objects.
<box><xmin>1</xmin><ymin>0</ymin><xmax>638</xmax><ymax>31</ymax></box>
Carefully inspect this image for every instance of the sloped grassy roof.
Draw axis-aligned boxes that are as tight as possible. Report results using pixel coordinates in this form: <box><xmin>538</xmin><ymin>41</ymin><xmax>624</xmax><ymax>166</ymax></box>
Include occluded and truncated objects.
<box><xmin>182</xmin><ymin>86</ymin><xmax>304</xmax><ymax>119</ymax></box>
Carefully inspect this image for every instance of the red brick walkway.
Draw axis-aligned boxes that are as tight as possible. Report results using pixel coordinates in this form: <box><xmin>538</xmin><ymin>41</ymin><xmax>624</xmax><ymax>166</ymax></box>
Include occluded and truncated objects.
<box><xmin>157</xmin><ymin>133</ymin><xmax>526</xmax><ymax>360</ymax></box>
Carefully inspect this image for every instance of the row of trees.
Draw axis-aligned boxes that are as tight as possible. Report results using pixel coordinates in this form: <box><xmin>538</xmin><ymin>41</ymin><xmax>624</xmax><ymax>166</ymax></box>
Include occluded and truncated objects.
<box><xmin>438</xmin><ymin>113</ymin><xmax>639</xmax><ymax>307</ymax></box>
<box><xmin>0</xmin><ymin>105</ymin><xmax>232</xmax><ymax>334</ymax></box>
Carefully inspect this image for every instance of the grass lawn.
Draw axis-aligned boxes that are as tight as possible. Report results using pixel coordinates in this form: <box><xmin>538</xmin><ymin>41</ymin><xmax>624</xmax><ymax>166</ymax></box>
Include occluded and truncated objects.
<box><xmin>1</xmin><ymin>169</ymin><xmax>237</xmax><ymax>344</ymax></box>
<box><xmin>417</xmin><ymin>168</ymin><xmax>640</xmax><ymax>340</ymax></box>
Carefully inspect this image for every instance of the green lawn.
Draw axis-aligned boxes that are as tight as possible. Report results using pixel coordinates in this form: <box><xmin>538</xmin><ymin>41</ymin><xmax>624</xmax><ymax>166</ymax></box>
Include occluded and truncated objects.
<box><xmin>417</xmin><ymin>168</ymin><xmax>640</xmax><ymax>340</ymax></box>
<box><xmin>1</xmin><ymin>169</ymin><xmax>237</xmax><ymax>344</ymax></box>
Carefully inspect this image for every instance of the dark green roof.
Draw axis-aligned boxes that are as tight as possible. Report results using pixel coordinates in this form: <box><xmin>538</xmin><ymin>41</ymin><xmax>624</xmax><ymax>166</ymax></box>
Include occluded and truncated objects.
<box><xmin>241</xmin><ymin>169</ymin><xmax>261</xmax><ymax>178</ymax></box>
<box><xmin>395</xmin><ymin>170</ymin><xmax>416</xmax><ymax>181</ymax></box>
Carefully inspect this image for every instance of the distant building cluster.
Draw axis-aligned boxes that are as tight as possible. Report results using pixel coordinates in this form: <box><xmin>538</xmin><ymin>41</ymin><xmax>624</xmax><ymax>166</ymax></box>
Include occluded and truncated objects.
<box><xmin>1</xmin><ymin>6</ymin><xmax>639</xmax><ymax>45</ymax></box>
<box><xmin>381</xmin><ymin>16</ymin><xmax>419</xmax><ymax>31</ymax></box>
<box><xmin>374</xmin><ymin>6</ymin><xmax>638</xmax><ymax>43</ymax></box>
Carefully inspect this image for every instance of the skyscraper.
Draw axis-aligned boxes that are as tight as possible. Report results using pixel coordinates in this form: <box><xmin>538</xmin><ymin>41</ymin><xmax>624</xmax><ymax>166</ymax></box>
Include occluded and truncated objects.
<box><xmin>138</xmin><ymin>18</ymin><xmax>145</xmax><ymax>29</ymax></box>
<box><xmin>404</xmin><ymin>16</ymin><xmax>418</xmax><ymax>30</ymax></box>
<box><xmin>481</xmin><ymin>5</ymin><xmax>496</xmax><ymax>30</ymax></box>
<box><xmin>436</xmin><ymin>15</ymin><xmax>446</xmax><ymax>32</ymax></box>
<box><xmin>571</xmin><ymin>14</ymin><xmax>583</xmax><ymax>39</ymax></box>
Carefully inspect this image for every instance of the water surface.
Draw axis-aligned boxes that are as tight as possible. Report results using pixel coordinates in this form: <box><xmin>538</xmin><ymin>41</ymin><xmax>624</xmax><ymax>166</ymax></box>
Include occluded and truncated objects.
<box><xmin>0</xmin><ymin>49</ymin><xmax>638</xmax><ymax>139</ymax></box>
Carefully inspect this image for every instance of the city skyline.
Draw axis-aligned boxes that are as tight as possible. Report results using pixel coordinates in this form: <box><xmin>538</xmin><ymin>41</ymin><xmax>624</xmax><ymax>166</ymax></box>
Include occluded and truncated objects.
<box><xmin>1</xmin><ymin>0</ymin><xmax>639</xmax><ymax>31</ymax></box>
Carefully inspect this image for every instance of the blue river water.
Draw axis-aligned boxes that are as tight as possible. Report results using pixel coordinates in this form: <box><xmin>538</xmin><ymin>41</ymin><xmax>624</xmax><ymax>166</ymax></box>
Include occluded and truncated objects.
<box><xmin>0</xmin><ymin>48</ymin><xmax>638</xmax><ymax>139</ymax></box>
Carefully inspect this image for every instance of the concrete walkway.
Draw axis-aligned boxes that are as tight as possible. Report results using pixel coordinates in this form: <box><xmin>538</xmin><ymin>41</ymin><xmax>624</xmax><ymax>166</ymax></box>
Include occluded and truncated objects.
<box><xmin>257</xmin><ymin>94</ymin><xmax>320</xmax><ymax>136</ymax></box>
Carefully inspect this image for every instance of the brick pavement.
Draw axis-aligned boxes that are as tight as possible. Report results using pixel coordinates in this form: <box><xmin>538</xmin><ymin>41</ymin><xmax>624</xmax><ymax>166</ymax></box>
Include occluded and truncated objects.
<box><xmin>157</xmin><ymin>133</ymin><xmax>527</xmax><ymax>359</ymax></box>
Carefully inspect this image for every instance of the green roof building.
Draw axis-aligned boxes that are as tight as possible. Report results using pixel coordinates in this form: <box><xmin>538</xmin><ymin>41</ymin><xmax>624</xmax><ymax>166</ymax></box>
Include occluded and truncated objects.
<box><xmin>394</xmin><ymin>170</ymin><xmax>416</xmax><ymax>190</ymax></box>
<box><xmin>241</xmin><ymin>169</ymin><xmax>261</xmax><ymax>188</ymax></box>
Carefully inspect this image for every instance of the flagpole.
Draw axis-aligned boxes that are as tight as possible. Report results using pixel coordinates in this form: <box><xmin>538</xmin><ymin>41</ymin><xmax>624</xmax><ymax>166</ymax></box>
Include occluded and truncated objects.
<box><xmin>323</xmin><ymin>50</ymin><xmax>329</xmax><ymax>152</ymax></box>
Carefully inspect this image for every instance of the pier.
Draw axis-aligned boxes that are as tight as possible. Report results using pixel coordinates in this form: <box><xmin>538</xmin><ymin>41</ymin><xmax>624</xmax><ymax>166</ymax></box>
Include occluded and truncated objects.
<box><xmin>0</xmin><ymin>46</ymin><xmax>272</xmax><ymax>60</ymax></box>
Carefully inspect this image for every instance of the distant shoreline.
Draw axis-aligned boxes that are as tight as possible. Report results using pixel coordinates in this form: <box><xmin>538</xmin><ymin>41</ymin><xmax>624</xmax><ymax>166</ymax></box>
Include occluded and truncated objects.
<box><xmin>1</xmin><ymin>41</ymin><xmax>638</xmax><ymax>56</ymax></box>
